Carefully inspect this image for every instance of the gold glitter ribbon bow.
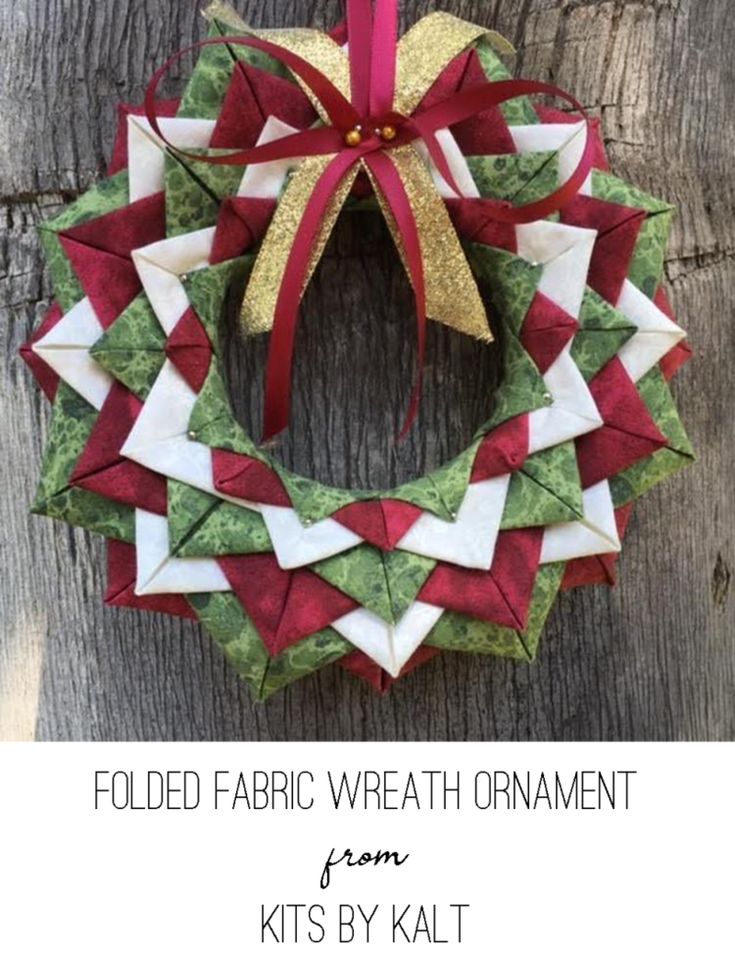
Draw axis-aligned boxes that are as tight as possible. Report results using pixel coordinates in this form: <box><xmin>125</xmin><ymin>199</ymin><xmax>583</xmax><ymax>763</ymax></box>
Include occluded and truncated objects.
<box><xmin>204</xmin><ymin>2</ymin><xmax>512</xmax><ymax>345</ymax></box>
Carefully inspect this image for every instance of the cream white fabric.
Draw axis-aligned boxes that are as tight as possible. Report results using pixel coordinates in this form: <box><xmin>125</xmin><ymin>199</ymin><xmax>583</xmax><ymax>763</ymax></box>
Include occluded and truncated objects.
<box><xmin>540</xmin><ymin>481</ymin><xmax>621</xmax><ymax>564</ymax></box>
<box><xmin>127</xmin><ymin>116</ymin><xmax>217</xmax><ymax>202</ymax></box>
<box><xmin>615</xmin><ymin>279</ymin><xmax>686</xmax><ymax>383</ymax></box>
<box><xmin>332</xmin><ymin>602</ymin><xmax>444</xmax><ymax>677</ymax></box>
<box><xmin>32</xmin><ymin>297</ymin><xmax>112</xmax><ymax>410</ymax></box>
<box><xmin>260</xmin><ymin>504</ymin><xmax>362</xmax><ymax>569</ymax></box>
<box><xmin>510</xmin><ymin>121</ymin><xmax>592</xmax><ymax>196</ymax></box>
<box><xmin>135</xmin><ymin>509</ymin><xmax>230</xmax><ymax>595</ymax></box>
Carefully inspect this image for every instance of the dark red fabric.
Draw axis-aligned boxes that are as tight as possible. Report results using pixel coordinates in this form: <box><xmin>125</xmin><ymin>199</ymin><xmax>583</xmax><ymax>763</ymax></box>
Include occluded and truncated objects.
<box><xmin>219</xmin><ymin>554</ymin><xmax>357</xmax><ymax>656</ymax></box>
<box><xmin>471</xmin><ymin>415</ymin><xmax>530</xmax><ymax>481</ymax></box>
<box><xmin>58</xmin><ymin>192</ymin><xmax>167</xmax><ymax>328</ymax></box>
<box><xmin>446</xmin><ymin>198</ymin><xmax>518</xmax><ymax>252</ymax></box>
<box><xmin>339</xmin><ymin>645</ymin><xmax>441</xmax><ymax>693</ymax></box>
<box><xmin>212</xmin><ymin>449</ymin><xmax>291</xmax><ymax>506</ymax></box>
<box><xmin>210</xmin><ymin>196</ymin><xmax>277</xmax><ymax>264</ymax></box>
<box><xmin>58</xmin><ymin>240</ymin><xmax>142</xmax><ymax>329</ymax></box>
<box><xmin>561</xmin><ymin>195</ymin><xmax>646</xmax><ymax>306</ymax></box>
<box><xmin>520</xmin><ymin>291</ymin><xmax>579</xmax><ymax>374</ymax></box>
<box><xmin>576</xmin><ymin>357</ymin><xmax>668</xmax><ymax>489</ymax></box>
<box><xmin>108</xmin><ymin>99</ymin><xmax>179</xmax><ymax>175</ymax></box>
<box><xmin>419</xmin><ymin>528</ymin><xmax>543</xmax><ymax>628</ymax></box>
<box><xmin>561</xmin><ymin>504</ymin><xmax>634</xmax><ymax>589</ymax></box>
<box><xmin>19</xmin><ymin>302</ymin><xmax>63</xmax><ymax>401</ymax></box>
<box><xmin>61</xmin><ymin>192</ymin><xmax>166</xmax><ymax>259</ymax></box>
<box><xmin>416</xmin><ymin>49</ymin><xmax>516</xmax><ymax>156</ymax></box>
<box><xmin>165</xmin><ymin>307</ymin><xmax>213</xmax><ymax>394</ymax></box>
<box><xmin>211</xmin><ymin>60</ymin><xmax>317</xmax><ymax>149</ymax></box>
<box><xmin>70</xmin><ymin>381</ymin><xmax>168</xmax><ymax>515</ymax></box>
<box><xmin>334</xmin><ymin>499</ymin><xmax>423</xmax><ymax>550</ymax></box>
<box><xmin>535</xmin><ymin>107</ymin><xmax>610</xmax><ymax>172</ymax></box>
<box><xmin>105</xmin><ymin>540</ymin><xmax>197</xmax><ymax>619</ymax></box>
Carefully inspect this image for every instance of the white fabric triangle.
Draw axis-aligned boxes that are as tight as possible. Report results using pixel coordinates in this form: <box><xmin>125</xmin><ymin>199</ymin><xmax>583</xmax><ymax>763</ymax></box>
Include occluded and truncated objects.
<box><xmin>120</xmin><ymin>359</ymin><xmax>218</xmax><ymax>493</ymax></box>
<box><xmin>517</xmin><ymin>221</ymin><xmax>596</xmax><ymax>319</ymax></box>
<box><xmin>127</xmin><ymin>115</ymin><xmax>217</xmax><ymax>203</ymax></box>
<box><xmin>540</xmin><ymin>481</ymin><xmax>621</xmax><ymax>564</ymax></box>
<box><xmin>237</xmin><ymin>116</ymin><xmax>302</xmax><ymax>198</ymax></box>
<box><xmin>332</xmin><ymin>602</ymin><xmax>444</xmax><ymax>677</ymax></box>
<box><xmin>529</xmin><ymin>345</ymin><xmax>603</xmax><ymax>453</ymax></box>
<box><xmin>135</xmin><ymin>509</ymin><xmax>230</xmax><ymax>595</ymax></box>
<box><xmin>32</xmin><ymin>298</ymin><xmax>112</xmax><ymax>410</ymax></box>
<box><xmin>260</xmin><ymin>505</ymin><xmax>362</xmax><ymax>569</ymax></box>
<box><xmin>415</xmin><ymin>128</ymin><xmax>481</xmax><ymax>200</ymax></box>
<box><xmin>396</xmin><ymin>475</ymin><xmax>510</xmax><ymax>570</ymax></box>
<box><xmin>615</xmin><ymin>279</ymin><xmax>686</xmax><ymax>383</ymax></box>
<box><xmin>132</xmin><ymin>228</ymin><xmax>216</xmax><ymax>335</ymax></box>
<box><xmin>510</xmin><ymin>120</ymin><xmax>592</xmax><ymax>196</ymax></box>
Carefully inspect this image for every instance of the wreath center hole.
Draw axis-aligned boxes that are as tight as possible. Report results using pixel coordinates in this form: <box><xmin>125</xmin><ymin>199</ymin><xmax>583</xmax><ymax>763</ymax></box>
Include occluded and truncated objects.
<box><xmin>222</xmin><ymin>210</ymin><xmax>503</xmax><ymax>490</ymax></box>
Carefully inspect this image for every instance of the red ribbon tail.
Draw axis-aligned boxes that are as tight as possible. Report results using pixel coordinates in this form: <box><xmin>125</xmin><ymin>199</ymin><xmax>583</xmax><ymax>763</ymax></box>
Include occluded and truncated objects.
<box><xmin>365</xmin><ymin>151</ymin><xmax>427</xmax><ymax>442</ymax></box>
<box><xmin>262</xmin><ymin>150</ymin><xmax>363</xmax><ymax>442</ymax></box>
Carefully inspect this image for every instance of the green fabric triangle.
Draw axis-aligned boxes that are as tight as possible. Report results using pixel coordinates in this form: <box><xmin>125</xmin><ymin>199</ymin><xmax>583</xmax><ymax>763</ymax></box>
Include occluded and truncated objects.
<box><xmin>188</xmin><ymin>364</ymin><xmax>261</xmax><ymax>457</ymax></box>
<box><xmin>628</xmin><ymin>210</ymin><xmax>675</xmax><ymax>299</ymax></box>
<box><xmin>31</xmin><ymin>383</ymin><xmax>134</xmax><ymax>542</ymax></box>
<box><xmin>610</xmin><ymin>366</ymin><xmax>695</xmax><ymax>507</ymax></box>
<box><xmin>168</xmin><ymin>479</ymin><xmax>272</xmax><ymax>558</ymax></box>
<box><xmin>591</xmin><ymin>170</ymin><xmax>674</xmax><ymax>216</ymax></box>
<box><xmin>188</xmin><ymin>590</ymin><xmax>350</xmax><ymax>701</ymax></box>
<box><xmin>177</xmin><ymin>27</ymin><xmax>239</xmax><ymax>119</ymax></box>
<box><xmin>183</xmin><ymin>256</ymin><xmax>253</xmax><ymax>350</ymax></box>
<box><xmin>475</xmin><ymin>38</ymin><xmax>537</xmax><ymax>125</ymax></box>
<box><xmin>482</xmin><ymin>330</ymin><xmax>550</xmax><ymax>431</ymax></box>
<box><xmin>90</xmin><ymin>295</ymin><xmax>167</xmax><ymax>399</ymax></box>
<box><xmin>313</xmin><ymin>546</ymin><xmax>436</xmax><ymax>624</ymax></box>
<box><xmin>165</xmin><ymin>151</ymin><xmax>247</xmax><ymax>237</ymax></box>
<box><xmin>39</xmin><ymin>230</ymin><xmax>85</xmax><ymax>313</ymax></box>
<box><xmin>469</xmin><ymin>245</ymin><xmax>543</xmax><ymax>337</ymax></box>
<box><xmin>467</xmin><ymin>152</ymin><xmax>558</xmax><ymax>205</ymax></box>
<box><xmin>572</xmin><ymin>289</ymin><xmax>638</xmax><ymax>382</ymax></box>
<box><xmin>502</xmin><ymin>442</ymin><xmax>584</xmax><ymax>529</ymax></box>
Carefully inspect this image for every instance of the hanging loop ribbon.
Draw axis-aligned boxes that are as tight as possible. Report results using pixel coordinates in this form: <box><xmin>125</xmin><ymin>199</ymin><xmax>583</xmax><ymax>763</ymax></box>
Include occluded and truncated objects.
<box><xmin>144</xmin><ymin>1</ymin><xmax>595</xmax><ymax>442</ymax></box>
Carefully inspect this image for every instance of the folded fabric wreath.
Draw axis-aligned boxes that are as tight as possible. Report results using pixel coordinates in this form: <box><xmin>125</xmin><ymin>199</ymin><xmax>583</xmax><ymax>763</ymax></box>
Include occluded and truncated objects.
<box><xmin>23</xmin><ymin>0</ymin><xmax>694</xmax><ymax>698</ymax></box>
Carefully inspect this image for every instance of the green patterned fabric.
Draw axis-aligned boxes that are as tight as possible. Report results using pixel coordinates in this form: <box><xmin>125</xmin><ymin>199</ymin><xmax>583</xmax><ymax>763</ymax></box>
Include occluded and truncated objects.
<box><xmin>90</xmin><ymin>295</ymin><xmax>167</xmax><ymax>399</ymax></box>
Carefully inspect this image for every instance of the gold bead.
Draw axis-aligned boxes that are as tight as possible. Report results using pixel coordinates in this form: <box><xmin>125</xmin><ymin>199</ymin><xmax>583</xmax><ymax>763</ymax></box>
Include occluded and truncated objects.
<box><xmin>344</xmin><ymin>128</ymin><xmax>363</xmax><ymax>147</ymax></box>
<box><xmin>380</xmin><ymin>124</ymin><xmax>397</xmax><ymax>142</ymax></box>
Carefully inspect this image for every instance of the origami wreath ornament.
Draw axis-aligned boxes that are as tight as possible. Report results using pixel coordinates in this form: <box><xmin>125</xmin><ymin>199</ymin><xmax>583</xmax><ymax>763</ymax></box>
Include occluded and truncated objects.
<box><xmin>23</xmin><ymin>0</ymin><xmax>694</xmax><ymax>698</ymax></box>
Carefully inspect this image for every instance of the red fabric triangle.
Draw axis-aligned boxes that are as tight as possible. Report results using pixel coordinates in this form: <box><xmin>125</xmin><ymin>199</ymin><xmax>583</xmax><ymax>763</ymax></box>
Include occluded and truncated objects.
<box><xmin>417</xmin><ymin>49</ymin><xmax>516</xmax><ymax>156</ymax></box>
<box><xmin>70</xmin><ymin>381</ymin><xmax>167</xmax><ymax>515</ymax></box>
<box><xmin>561</xmin><ymin>195</ymin><xmax>646</xmax><ymax>306</ymax></box>
<box><xmin>165</xmin><ymin>307</ymin><xmax>213</xmax><ymax>393</ymax></box>
<box><xmin>105</xmin><ymin>540</ymin><xmax>197</xmax><ymax>619</ymax></box>
<box><xmin>576</xmin><ymin>357</ymin><xmax>668</xmax><ymax>489</ymax></box>
<box><xmin>20</xmin><ymin>302</ymin><xmax>63</xmax><ymax>401</ymax></box>
<box><xmin>535</xmin><ymin>107</ymin><xmax>610</xmax><ymax>171</ymax></box>
<box><xmin>446</xmin><ymin>198</ymin><xmax>518</xmax><ymax>252</ymax></box>
<box><xmin>212</xmin><ymin>449</ymin><xmax>291</xmax><ymax>506</ymax></box>
<box><xmin>211</xmin><ymin>196</ymin><xmax>278</xmax><ymax>264</ymax></box>
<box><xmin>333</xmin><ymin>499</ymin><xmax>423</xmax><ymax>551</ymax></box>
<box><xmin>58</xmin><ymin>238</ymin><xmax>142</xmax><ymax>329</ymax></box>
<box><xmin>219</xmin><ymin>555</ymin><xmax>357</xmax><ymax>656</ymax></box>
<box><xmin>561</xmin><ymin>505</ymin><xmax>634</xmax><ymax>589</ymax></box>
<box><xmin>419</xmin><ymin>528</ymin><xmax>543</xmax><ymax>628</ymax></box>
<box><xmin>339</xmin><ymin>646</ymin><xmax>441</xmax><ymax>694</ymax></box>
<box><xmin>472</xmin><ymin>415</ymin><xmax>530</xmax><ymax>481</ymax></box>
<box><xmin>211</xmin><ymin>60</ymin><xmax>317</xmax><ymax>149</ymax></box>
<box><xmin>108</xmin><ymin>100</ymin><xmax>179</xmax><ymax>175</ymax></box>
<box><xmin>62</xmin><ymin>192</ymin><xmax>167</xmax><ymax>259</ymax></box>
<box><xmin>521</xmin><ymin>291</ymin><xmax>579</xmax><ymax>374</ymax></box>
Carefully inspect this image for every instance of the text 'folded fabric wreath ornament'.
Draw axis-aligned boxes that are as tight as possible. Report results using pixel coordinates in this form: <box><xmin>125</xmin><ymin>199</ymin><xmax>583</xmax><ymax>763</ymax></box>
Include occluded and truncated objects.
<box><xmin>23</xmin><ymin>0</ymin><xmax>694</xmax><ymax>699</ymax></box>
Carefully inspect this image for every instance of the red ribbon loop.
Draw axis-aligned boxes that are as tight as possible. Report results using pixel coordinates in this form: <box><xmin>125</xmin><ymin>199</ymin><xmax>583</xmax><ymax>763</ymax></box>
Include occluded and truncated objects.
<box><xmin>144</xmin><ymin>3</ymin><xmax>595</xmax><ymax>443</ymax></box>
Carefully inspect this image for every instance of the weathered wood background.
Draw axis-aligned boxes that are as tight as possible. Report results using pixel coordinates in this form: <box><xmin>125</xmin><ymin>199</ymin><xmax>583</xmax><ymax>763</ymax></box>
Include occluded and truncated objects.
<box><xmin>1</xmin><ymin>0</ymin><xmax>732</xmax><ymax>741</ymax></box>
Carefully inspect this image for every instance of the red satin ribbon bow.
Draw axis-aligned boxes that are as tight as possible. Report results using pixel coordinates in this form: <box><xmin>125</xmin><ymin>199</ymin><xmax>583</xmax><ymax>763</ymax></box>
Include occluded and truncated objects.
<box><xmin>145</xmin><ymin>0</ymin><xmax>594</xmax><ymax>441</ymax></box>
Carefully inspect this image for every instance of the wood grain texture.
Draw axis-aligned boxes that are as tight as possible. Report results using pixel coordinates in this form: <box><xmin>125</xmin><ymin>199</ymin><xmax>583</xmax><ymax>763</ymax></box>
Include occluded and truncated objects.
<box><xmin>1</xmin><ymin>0</ymin><xmax>732</xmax><ymax>742</ymax></box>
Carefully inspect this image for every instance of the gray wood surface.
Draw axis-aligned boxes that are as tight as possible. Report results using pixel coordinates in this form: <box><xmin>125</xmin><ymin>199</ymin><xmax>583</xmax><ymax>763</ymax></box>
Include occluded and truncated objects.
<box><xmin>1</xmin><ymin>0</ymin><xmax>732</xmax><ymax>742</ymax></box>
